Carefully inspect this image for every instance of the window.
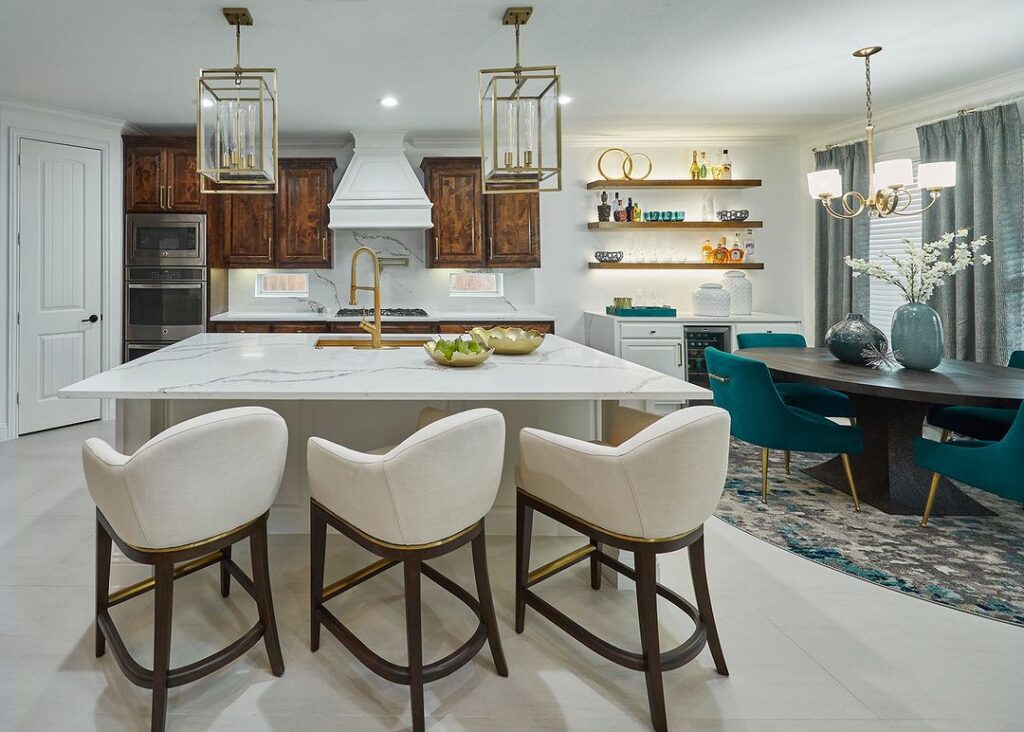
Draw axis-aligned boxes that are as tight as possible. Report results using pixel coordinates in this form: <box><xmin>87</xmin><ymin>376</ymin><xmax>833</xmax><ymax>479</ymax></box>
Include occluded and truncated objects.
<box><xmin>449</xmin><ymin>272</ymin><xmax>503</xmax><ymax>297</ymax></box>
<box><xmin>255</xmin><ymin>272</ymin><xmax>309</xmax><ymax>298</ymax></box>
<box><xmin>868</xmin><ymin>164</ymin><xmax>922</xmax><ymax>340</ymax></box>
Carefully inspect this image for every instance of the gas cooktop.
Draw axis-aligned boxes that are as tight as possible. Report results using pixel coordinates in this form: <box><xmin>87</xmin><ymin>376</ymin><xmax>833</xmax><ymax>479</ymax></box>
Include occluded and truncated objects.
<box><xmin>335</xmin><ymin>307</ymin><xmax>429</xmax><ymax>318</ymax></box>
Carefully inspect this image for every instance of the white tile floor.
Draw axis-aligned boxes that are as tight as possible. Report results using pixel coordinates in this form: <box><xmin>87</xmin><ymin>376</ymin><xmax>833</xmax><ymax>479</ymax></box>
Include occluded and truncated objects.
<box><xmin>1</xmin><ymin>420</ymin><xmax>1022</xmax><ymax>732</ymax></box>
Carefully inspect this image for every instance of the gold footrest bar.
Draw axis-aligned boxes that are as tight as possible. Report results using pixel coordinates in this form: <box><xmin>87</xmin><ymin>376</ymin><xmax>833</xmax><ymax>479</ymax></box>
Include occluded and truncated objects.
<box><xmin>322</xmin><ymin>558</ymin><xmax>398</xmax><ymax>603</ymax></box>
<box><xmin>527</xmin><ymin>544</ymin><xmax>596</xmax><ymax>587</ymax></box>
<box><xmin>107</xmin><ymin>550</ymin><xmax>224</xmax><ymax>607</ymax></box>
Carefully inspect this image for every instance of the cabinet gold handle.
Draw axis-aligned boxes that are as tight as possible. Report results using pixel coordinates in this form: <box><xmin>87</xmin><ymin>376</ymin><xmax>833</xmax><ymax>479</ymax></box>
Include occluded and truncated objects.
<box><xmin>676</xmin><ymin>342</ymin><xmax>683</xmax><ymax>367</ymax></box>
<box><xmin>167</xmin><ymin>186</ymin><xmax>173</xmax><ymax>209</ymax></box>
<box><xmin>267</xmin><ymin>236</ymin><xmax>273</xmax><ymax>259</ymax></box>
<box><xmin>159</xmin><ymin>186</ymin><xmax>165</xmax><ymax>209</ymax></box>
<box><xmin>434</xmin><ymin>236</ymin><xmax>440</xmax><ymax>260</ymax></box>
<box><xmin>321</xmin><ymin>235</ymin><xmax>328</xmax><ymax>259</ymax></box>
<box><xmin>488</xmin><ymin>236</ymin><xmax>494</xmax><ymax>259</ymax></box>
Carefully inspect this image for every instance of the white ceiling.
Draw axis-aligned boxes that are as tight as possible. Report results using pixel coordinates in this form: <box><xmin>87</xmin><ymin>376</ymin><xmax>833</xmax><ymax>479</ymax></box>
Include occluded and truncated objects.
<box><xmin>3</xmin><ymin>0</ymin><xmax>1023</xmax><ymax>138</ymax></box>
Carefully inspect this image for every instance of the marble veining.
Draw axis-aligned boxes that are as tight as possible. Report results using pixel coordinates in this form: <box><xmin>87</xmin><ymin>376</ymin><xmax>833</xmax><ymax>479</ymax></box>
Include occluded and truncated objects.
<box><xmin>61</xmin><ymin>333</ymin><xmax>710</xmax><ymax>401</ymax></box>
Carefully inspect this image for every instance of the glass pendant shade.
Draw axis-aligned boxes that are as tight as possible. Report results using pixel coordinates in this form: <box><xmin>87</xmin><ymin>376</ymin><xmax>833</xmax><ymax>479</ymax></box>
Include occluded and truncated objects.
<box><xmin>480</xmin><ymin>65</ymin><xmax>562</xmax><ymax>194</ymax></box>
<box><xmin>874</xmin><ymin>158</ymin><xmax>913</xmax><ymax>189</ymax></box>
<box><xmin>918</xmin><ymin>161</ymin><xmax>957</xmax><ymax>190</ymax></box>
<box><xmin>197</xmin><ymin>67</ymin><xmax>278</xmax><ymax>193</ymax></box>
<box><xmin>807</xmin><ymin>169</ymin><xmax>843</xmax><ymax>198</ymax></box>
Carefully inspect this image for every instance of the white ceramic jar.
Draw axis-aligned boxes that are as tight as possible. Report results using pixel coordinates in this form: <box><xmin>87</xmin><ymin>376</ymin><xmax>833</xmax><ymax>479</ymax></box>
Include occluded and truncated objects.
<box><xmin>721</xmin><ymin>270</ymin><xmax>752</xmax><ymax>315</ymax></box>
<box><xmin>691</xmin><ymin>283</ymin><xmax>731</xmax><ymax>317</ymax></box>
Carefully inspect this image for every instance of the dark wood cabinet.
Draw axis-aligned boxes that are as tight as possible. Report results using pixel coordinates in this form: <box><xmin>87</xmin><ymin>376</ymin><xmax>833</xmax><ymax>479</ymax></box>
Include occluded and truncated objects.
<box><xmin>212</xmin><ymin>319</ymin><xmax>554</xmax><ymax>334</ymax></box>
<box><xmin>269</xmin><ymin>324</ymin><xmax>328</xmax><ymax>334</ymax></box>
<box><xmin>421</xmin><ymin>157</ymin><xmax>540</xmax><ymax>269</ymax></box>
<box><xmin>210</xmin><ymin>322</ymin><xmax>272</xmax><ymax>333</ymax></box>
<box><xmin>330</xmin><ymin>322</ymin><xmax>437</xmax><ymax>334</ymax></box>
<box><xmin>275</xmin><ymin>158</ymin><xmax>336</xmax><ymax>268</ymax></box>
<box><xmin>439</xmin><ymin>321</ymin><xmax>554</xmax><ymax>335</ymax></box>
<box><xmin>222</xmin><ymin>193</ymin><xmax>276</xmax><ymax>267</ymax></box>
<box><xmin>125</xmin><ymin>137</ymin><xmax>205</xmax><ymax>213</ymax></box>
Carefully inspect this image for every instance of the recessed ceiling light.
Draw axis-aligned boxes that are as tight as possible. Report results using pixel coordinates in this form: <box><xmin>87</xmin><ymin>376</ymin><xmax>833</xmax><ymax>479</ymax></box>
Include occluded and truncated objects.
<box><xmin>558</xmin><ymin>95</ymin><xmax>572</xmax><ymax>105</ymax></box>
<box><xmin>379</xmin><ymin>96</ymin><xmax>399</xmax><ymax>108</ymax></box>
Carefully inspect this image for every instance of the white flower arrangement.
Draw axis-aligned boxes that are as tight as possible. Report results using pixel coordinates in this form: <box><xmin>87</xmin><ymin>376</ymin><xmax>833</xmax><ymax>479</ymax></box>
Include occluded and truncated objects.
<box><xmin>845</xmin><ymin>229</ymin><xmax>991</xmax><ymax>304</ymax></box>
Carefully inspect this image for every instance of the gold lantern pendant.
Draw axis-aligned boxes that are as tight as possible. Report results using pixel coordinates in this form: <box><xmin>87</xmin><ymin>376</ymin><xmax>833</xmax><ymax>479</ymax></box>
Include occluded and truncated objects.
<box><xmin>479</xmin><ymin>7</ymin><xmax>562</xmax><ymax>194</ymax></box>
<box><xmin>197</xmin><ymin>7</ymin><xmax>278</xmax><ymax>194</ymax></box>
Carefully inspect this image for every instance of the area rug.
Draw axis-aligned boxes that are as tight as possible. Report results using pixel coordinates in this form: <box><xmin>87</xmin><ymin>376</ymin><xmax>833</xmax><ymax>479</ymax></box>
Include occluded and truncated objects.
<box><xmin>714</xmin><ymin>439</ymin><xmax>1024</xmax><ymax>626</ymax></box>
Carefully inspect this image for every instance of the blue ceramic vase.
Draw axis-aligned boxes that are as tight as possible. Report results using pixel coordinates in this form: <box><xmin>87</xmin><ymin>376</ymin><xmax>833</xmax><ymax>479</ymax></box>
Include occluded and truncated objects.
<box><xmin>891</xmin><ymin>302</ymin><xmax>944</xmax><ymax>370</ymax></box>
<box><xmin>824</xmin><ymin>313</ymin><xmax>888</xmax><ymax>365</ymax></box>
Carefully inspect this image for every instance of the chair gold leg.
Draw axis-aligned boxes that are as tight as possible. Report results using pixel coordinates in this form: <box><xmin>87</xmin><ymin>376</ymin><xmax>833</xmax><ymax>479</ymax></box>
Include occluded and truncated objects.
<box><xmin>761</xmin><ymin>448</ymin><xmax>769</xmax><ymax>504</ymax></box>
<box><xmin>784</xmin><ymin>450</ymin><xmax>791</xmax><ymax>475</ymax></box>
<box><xmin>839</xmin><ymin>454</ymin><xmax>860</xmax><ymax>511</ymax></box>
<box><xmin>921</xmin><ymin>473</ymin><xmax>942</xmax><ymax>527</ymax></box>
<box><xmin>939</xmin><ymin>429</ymin><xmax>950</xmax><ymax>443</ymax></box>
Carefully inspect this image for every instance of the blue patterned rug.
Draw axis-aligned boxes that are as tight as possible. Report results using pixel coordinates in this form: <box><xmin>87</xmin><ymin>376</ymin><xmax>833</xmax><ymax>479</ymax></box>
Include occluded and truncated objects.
<box><xmin>714</xmin><ymin>439</ymin><xmax>1024</xmax><ymax>626</ymax></box>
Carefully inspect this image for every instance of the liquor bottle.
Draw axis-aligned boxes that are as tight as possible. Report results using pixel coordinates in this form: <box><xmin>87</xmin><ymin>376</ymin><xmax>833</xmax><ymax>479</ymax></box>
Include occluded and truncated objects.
<box><xmin>744</xmin><ymin>228</ymin><xmax>755</xmax><ymax>262</ymax></box>
<box><xmin>720</xmin><ymin>149</ymin><xmax>733</xmax><ymax>180</ymax></box>
<box><xmin>699</xmin><ymin>152</ymin><xmax>709</xmax><ymax>179</ymax></box>
<box><xmin>729</xmin><ymin>232</ymin><xmax>744</xmax><ymax>262</ymax></box>
<box><xmin>689</xmin><ymin>151</ymin><xmax>700</xmax><ymax>180</ymax></box>
<box><xmin>625</xmin><ymin>197</ymin><xmax>634</xmax><ymax>223</ymax></box>
<box><xmin>710</xmin><ymin>151</ymin><xmax>724</xmax><ymax>181</ymax></box>
<box><xmin>597</xmin><ymin>191</ymin><xmax>611</xmax><ymax>222</ymax></box>
<box><xmin>713</xmin><ymin>237</ymin><xmax>730</xmax><ymax>263</ymax></box>
<box><xmin>701</xmin><ymin>239</ymin><xmax>714</xmax><ymax>263</ymax></box>
<box><xmin>613</xmin><ymin>192</ymin><xmax>624</xmax><ymax>222</ymax></box>
<box><xmin>632</xmin><ymin>199</ymin><xmax>642</xmax><ymax>222</ymax></box>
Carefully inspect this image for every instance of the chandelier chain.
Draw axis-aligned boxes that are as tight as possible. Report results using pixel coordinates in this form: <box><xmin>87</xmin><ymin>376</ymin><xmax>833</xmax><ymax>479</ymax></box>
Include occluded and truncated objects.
<box><xmin>864</xmin><ymin>55</ymin><xmax>873</xmax><ymax>129</ymax></box>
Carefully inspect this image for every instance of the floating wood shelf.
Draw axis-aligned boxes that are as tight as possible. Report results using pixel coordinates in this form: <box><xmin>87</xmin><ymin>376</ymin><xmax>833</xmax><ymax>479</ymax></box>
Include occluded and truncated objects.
<box><xmin>588</xmin><ymin>221</ymin><xmax>763</xmax><ymax>231</ymax></box>
<box><xmin>586</xmin><ymin>179</ymin><xmax>761</xmax><ymax>190</ymax></box>
<box><xmin>589</xmin><ymin>262</ymin><xmax>764</xmax><ymax>270</ymax></box>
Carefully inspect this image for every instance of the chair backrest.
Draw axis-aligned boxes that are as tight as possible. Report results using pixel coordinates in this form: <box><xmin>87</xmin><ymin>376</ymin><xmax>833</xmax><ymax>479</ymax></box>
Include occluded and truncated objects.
<box><xmin>736</xmin><ymin>332</ymin><xmax>808</xmax><ymax>350</ymax></box>
<box><xmin>1008</xmin><ymin>351</ymin><xmax>1024</xmax><ymax>369</ymax></box>
<box><xmin>308</xmin><ymin>409</ymin><xmax>505</xmax><ymax>545</ymax></box>
<box><xmin>704</xmin><ymin>347</ymin><xmax>794</xmax><ymax>446</ymax></box>
<box><xmin>82</xmin><ymin>407</ymin><xmax>288</xmax><ymax>549</ymax></box>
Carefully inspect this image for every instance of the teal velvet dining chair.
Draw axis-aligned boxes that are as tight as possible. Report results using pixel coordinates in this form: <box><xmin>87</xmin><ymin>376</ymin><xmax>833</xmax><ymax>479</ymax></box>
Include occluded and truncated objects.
<box><xmin>916</xmin><ymin>403</ymin><xmax>1024</xmax><ymax>527</ymax></box>
<box><xmin>704</xmin><ymin>347</ymin><xmax>864</xmax><ymax>509</ymax></box>
<box><xmin>736</xmin><ymin>332</ymin><xmax>855</xmax><ymax>475</ymax></box>
<box><xmin>925</xmin><ymin>351</ymin><xmax>1024</xmax><ymax>442</ymax></box>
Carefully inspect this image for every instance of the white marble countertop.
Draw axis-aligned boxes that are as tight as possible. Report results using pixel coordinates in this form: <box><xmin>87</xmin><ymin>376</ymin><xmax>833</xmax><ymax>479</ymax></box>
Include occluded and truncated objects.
<box><xmin>60</xmin><ymin>333</ymin><xmax>709</xmax><ymax>401</ymax></box>
<box><xmin>210</xmin><ymin>310</ymin><xmax>556</xmax><ymax>323</ymax></box>
<box><xmin>585</xmin><ymin>310</ymin><xmax>801</xmax><ymax>322</ymax></box>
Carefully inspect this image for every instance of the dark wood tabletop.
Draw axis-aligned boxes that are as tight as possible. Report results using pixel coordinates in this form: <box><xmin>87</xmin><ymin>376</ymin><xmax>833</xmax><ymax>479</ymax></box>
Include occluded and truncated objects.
<box><xmin>737</xmin><ymin>347</ymin><xmax>1024</xmax><ymax>408</ymax></box>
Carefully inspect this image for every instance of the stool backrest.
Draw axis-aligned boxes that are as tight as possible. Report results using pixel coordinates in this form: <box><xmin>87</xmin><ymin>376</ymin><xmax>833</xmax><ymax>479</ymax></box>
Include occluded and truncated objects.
<box><xmin>736</xmin><ymin>332</ymin><xmax>807</xmax><ymax>350</ymax></box>
<box><xmin>82</xmin><ymin>407</ymin><xmax>288</xmax><ymax>549</ymax></box>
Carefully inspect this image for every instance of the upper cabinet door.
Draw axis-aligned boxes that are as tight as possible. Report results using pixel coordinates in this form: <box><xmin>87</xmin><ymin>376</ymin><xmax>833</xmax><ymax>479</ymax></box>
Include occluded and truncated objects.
<box><xmin>125</xmin><ymin>145</ymin><xmax>166</xmax><ymax>212</ymax></box>
<box><xmin>485</xmin><ymin>192</ymin><xmax>540</xmax><ymax>268</ymax></box>
<box><xmin>165</xmin><ymin>146</ymin><xmax>204</xmax><ymax>212</ymax></box>
<box><xmin>422</xmin><ymin>158</ymin><xmax>485</xmax><ymax>268</ymax></box>
<box><xmin>222</xmin><ymin>194</ymin><xmax>275</xmax><ymax>266</ymax></box>
<box><xmin>275</xmin><ymin>159</ymin><xmax>336</xmax><ymax>268</ymax></box>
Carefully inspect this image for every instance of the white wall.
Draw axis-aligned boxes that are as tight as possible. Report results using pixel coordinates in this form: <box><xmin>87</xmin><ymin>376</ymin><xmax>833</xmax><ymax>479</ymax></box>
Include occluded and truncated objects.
<box><xmin>0</xmin><ymin>98</ymin><xmax>129</xmax><ymax>440</ymax></box>
<box><xmin>231</xmin><ymin>135</ymin><xmax>807</xmax><ymax>342</ymax></box>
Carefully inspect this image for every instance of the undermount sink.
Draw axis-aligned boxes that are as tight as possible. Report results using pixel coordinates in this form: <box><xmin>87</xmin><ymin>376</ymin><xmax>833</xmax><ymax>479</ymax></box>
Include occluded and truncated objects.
<box><xmin>314</xmin><ymin>337</ymin><xmax>431</xmax><ymax>350</ymax></box>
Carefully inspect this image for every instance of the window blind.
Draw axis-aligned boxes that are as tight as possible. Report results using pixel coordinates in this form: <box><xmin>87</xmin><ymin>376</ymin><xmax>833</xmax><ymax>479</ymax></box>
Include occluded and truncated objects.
<box><xmin>868</xmin><ymin>169</ymin><xmax>922</xmax><ymax>340</ymax></box>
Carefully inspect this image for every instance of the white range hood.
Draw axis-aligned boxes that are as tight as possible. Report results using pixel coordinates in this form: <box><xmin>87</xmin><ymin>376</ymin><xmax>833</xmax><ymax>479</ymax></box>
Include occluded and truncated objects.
<box><xmin>328</xmin><ymin>131</ymin><xmax>433</xmax><ymax>230</ymax></box>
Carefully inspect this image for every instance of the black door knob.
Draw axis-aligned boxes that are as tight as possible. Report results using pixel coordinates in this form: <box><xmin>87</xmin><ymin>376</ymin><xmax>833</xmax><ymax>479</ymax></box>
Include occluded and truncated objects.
<box><xmin>81</xmin><ymin>314</ymin><xmax>99</xmax><ymax>323</ymax></box>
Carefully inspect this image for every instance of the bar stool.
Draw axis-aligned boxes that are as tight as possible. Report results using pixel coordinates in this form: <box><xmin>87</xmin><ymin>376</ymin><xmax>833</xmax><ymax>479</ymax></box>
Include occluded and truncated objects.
<box><xmin>307</xmin><ymin>408</ymin><xmax>508</xmax><ymax>732</ymax></box>
<box><xmin>515</xmin><ymin>405</ymin><xmax>731</xmax><ymax>732</ymax></box>
<box><xmin>84</xmin><ymin>407</ymin><xmax>288</xmax><ymax>732</ymax></box>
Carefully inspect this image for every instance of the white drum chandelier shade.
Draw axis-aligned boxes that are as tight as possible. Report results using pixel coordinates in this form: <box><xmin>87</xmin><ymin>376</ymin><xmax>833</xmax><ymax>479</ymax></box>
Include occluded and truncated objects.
<box><xmin>808</xmin><ymin>47</ymin><xmax>956</xmax><ymax>219</ymax></box>
<box><xmin>197</xmin><ymin>7</ymin><xmax>278</xmax><ymax>194</ymax></box>
<box><xmin>479</xmin><ymin>6</ymin><xmax>562</xmax><ymax>194</ymax></box>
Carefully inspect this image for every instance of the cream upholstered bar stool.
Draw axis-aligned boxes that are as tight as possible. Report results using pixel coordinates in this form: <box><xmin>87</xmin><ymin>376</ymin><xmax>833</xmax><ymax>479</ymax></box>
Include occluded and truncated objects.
<box><xmin>84</xmin><ymin>407</ymin><xmax>288</xmax><ymax>732</ymax></box>
<box><xmin>516</xmin><ymin>405</ymin><xmax>731</xmax><ymax>732</ymax></box>
<box><xmin>307</xmin><ymin>408</ymin><xmax>508</xmax><ymax>732</ymax></box>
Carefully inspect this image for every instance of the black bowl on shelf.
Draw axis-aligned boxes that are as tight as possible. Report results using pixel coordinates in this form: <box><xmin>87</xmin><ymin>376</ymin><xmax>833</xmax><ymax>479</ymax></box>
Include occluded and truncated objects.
<box><xmin>594</xmin><ymin>251</ymin><xmax>624</xmax><ymax>263</ymax></box>
<box><xmin>716</xmin><ymin>209</ymin><xmax>750</xmax><ymax>221</ymax></box>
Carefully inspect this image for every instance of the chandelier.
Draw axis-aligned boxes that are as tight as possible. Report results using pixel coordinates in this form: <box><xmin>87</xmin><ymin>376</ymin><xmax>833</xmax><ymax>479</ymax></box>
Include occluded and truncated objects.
<box><xmin>479</xmin><ymin>6</ymin><xmax>562</xmax><ymax>194</ymax></box>
<box><xmin>197</xmin><ymin>7</ymin><xmax>278</xmax><ymax>194</ymax></box>
<box><xmin>807</xmin><ymin>47</ymin><xmax>956</xmax><ymax>219</ymax></box>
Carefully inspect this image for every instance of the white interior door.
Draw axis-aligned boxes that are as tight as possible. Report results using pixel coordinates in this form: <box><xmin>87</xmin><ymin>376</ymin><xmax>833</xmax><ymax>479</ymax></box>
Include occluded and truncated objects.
<box><xmin>17</xmin><ymin>139</ymin><xmax>103</xmax><ymax>434</ymax></box>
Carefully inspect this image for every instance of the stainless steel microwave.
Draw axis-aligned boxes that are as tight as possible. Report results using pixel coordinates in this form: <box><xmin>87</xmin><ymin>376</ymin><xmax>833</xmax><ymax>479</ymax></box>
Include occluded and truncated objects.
<box><xmin>126</xmin><ymin>213</ymin><xmax>206</xmax><ymax>266</ymax></box>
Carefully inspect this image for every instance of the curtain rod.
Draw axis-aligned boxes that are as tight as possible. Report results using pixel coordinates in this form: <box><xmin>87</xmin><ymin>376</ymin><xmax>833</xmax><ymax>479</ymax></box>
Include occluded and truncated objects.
<box><xmin>812</xmin><ymin>94</ymin><xmax>1024</xmax><ymax>153</ymax></box>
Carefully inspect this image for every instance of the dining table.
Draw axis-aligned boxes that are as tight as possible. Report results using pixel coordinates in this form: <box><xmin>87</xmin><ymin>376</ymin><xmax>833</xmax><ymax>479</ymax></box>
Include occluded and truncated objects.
<box><xmin>737</xmin><ymin>347</ymin><xmax>1024</xmax><ymax>516</ymax></box>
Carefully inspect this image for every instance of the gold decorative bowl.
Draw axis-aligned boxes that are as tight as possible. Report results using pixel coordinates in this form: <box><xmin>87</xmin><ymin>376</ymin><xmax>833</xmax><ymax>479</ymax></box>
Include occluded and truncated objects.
<box><xmin>470</xmin><ymin>326</ymin><xmax>545</xmax><ymax>355</ymax></box>
<box><xmin>423</xmin><ymin>340</ymin><xmax>495</xmax><ymax>367</ymax></box>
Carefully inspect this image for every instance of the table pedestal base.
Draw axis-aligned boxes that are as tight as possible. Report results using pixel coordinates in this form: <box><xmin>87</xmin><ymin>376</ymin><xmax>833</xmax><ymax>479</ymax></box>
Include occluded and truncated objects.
<box><xmin>803</xmin><ymin>394</ymin><xmax>994</xmax><ymax>517</ymax></box>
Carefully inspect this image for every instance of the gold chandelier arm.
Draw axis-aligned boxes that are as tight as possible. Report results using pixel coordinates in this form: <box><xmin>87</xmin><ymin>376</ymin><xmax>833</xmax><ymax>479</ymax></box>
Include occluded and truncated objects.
<box><xmin>916</xmin><ymin>191</ymin><xmax>942</xmax><ymax>215</ymax></box>
<box><xmin>821</xmin><ymin>195</ymin><xmax>865</xmax><ymax>220</ymax></box>
<box><xmin>840</xmin><ymin>191</ymin><xmax>867</xmax><ymax>217</ymax></box>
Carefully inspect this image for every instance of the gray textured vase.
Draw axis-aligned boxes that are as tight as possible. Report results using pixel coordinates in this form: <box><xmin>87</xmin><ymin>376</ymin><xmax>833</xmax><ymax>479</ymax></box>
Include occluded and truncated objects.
<box><xmin>891</xmin><ymin>302</ymin><xmax>944</xmax><ymax>371</ymax></box>
<box><xmin>824</xmin><ymin>313</ymin><xmax>888</xmax><ymax>365</ymax></box>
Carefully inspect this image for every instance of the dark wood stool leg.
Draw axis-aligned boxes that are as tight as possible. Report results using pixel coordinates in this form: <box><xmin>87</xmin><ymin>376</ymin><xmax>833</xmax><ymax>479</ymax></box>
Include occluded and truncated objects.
<box><xmin>95</xmin><ymin>514</ymin><xmax>112</xmax><ymax>658</ymax></box>
<box><xmin>220</xmin><ymin>545</ymin><xmax>232</xmax><ymax>597</ymax></box>
<box><xmin>404</xmin><ymin>559</ymin><xmax>425</xmax><ymax>732</ymax></box>
<box><xmin>471</xmin><ymin>529</ymin><xmax>508</xmax><ymax>677</ymax></box>
<box><xmin>151</xmin><ymin>561</ymin><xmax>174</xmax><ymax>732</ymax></box>
<box><xmin>250</xmin><ymin>518</ymin><xmax>285</xmax><ymax>677</ymax></box>
<box><xmin>589</xmin><ymin>539</ymin><xmax>603</xmax><ymax>590</ymax></box>
<box><xmin>688</xmin><ymin>533</ymin><xmax>728</xmax><ymax>676</ymax></box>
<box><xmin>515</xmin><ymin>495</ymin><xmax>534</xmax><ymax>634</ymax></box>
<box><xmin>635</xmin><ymin>551</ymin><xmax>667</xmax><ymax>732</ymax></box>
<box><xmin>309</xmin><ymin>503</ymin><xmax>327</xmax><ymax>653</ymax></box>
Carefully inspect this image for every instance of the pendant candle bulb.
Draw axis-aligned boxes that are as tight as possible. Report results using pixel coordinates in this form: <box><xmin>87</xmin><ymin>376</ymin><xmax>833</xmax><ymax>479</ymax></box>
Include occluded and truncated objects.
<box><xmin>807</xmin><ymin>47</ymin><xmax>955</xmax><ymax>219</ymax></box>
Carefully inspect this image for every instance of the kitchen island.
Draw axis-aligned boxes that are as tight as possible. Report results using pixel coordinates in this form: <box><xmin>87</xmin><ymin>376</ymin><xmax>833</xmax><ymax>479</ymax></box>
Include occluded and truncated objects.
<box><xmin>61</xmin><ymin>333</ymin><xmax>709</xmax><ymax>534</ymax></box>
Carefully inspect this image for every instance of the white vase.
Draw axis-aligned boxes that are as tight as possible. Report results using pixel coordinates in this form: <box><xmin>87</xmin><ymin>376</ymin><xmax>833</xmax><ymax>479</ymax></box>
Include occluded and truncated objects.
<box><xmin>692</xmin><ymin>283</ymin><xmax>731</xmax><ymax>317</ymax></box>
<box><xmin>720</xmin><ymin>270</ymin><xmax>752</xmax><ymax>315</ymax></box>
